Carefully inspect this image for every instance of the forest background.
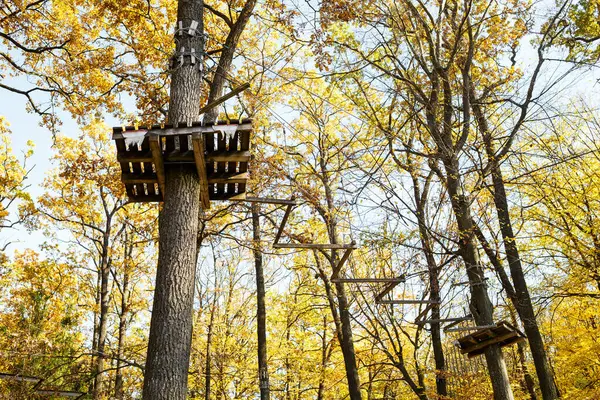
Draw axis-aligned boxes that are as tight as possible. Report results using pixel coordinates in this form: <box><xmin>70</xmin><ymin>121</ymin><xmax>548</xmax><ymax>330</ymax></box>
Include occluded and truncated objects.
<box><xmin>0</xmin><ymin>0</ymin><xmax>599</xmax><ymax>399</ymax></box>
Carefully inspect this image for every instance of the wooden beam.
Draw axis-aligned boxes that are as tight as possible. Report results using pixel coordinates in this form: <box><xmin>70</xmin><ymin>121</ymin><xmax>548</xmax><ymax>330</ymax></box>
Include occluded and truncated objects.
<box><xmin>207</xmin><ymin>172</ymin><xmax>248</xmax><ymax>184</ymax></box>
<box><xmin>0</xmin><ymin>373</ymin><xmax>41</xmax><ymax>383</ymax></box>
<box><xmin>149</xmin><ymin>136</ymin><xmax>165</xmax><ymax>197</ymax></box>
<box><xmin>128</xmin><ymin>194</ymin><xmax>163</xmax><ymax>203</ymax></box>
<box><xmin>117</xmin><ymin>152</ymin><xmax>153</xmax><ymax>163</ymax></box>
<box><xmin>192</xmin><ymin>133</ymin><xmax>211</xmax><ymax>210</ymax></box>
<box><xmin>378</xmin><ymin>299</ymin><xmax>440</xmax><ymax>305</ymax></box>
<box><xmin>197</xmin><ymin>83</ymin><xmax>251</xmax><ymax>115</ymax></box>
<box><xmin>273</xmin><ymin>243</ymin><xmax>358</xmax><ymax>250</ymax></box>
<box><xmin>35</xmin><ymin>389</ymin><xmax>86</xmax><ymax>398</ymax></box>
<box><xmin>332</xmin><ymin>243</ymin><xmax>356</xmax><ymax>278</ymax></box>
<box><xmin>331</xmin><ymin>277</ymin><xmax>405</xmax><ymax>283</ymax></box>
<box><xmin>206</xmin><ymin>150</ymin><xmax>251</xmax><ymax>162</ymax></box>
<box><xmin>446</xmin><ymin>325</ymin><xmax>496</xmax><ymax>333</ymax></box>
<box><xmin>374</xmin><ymin>279</ymin><xmax>402</xmax><ymax>303</ymax></box>
<box><xmin>416</xmin><ymin>316</ymin><xmax>472</xmax><ymax>325</ymax></box>
<box><xmin>273</xmin><ymin>202</ymin><xmax>294</xmax><ymax>244</ymax></box>
<box><xmin>114</xmin><ymin>123</ymin><xmax>253</xmax><ymax>139</ymax></box>
<box><xmin>121</xmin><ymin>172</ymin><xmax>158</xmax><ymax>184</ymax></box>
<box><xmin>236</xmin><ymin>196</ymin><xmax>297</xmax><ymax>206</ymax></box>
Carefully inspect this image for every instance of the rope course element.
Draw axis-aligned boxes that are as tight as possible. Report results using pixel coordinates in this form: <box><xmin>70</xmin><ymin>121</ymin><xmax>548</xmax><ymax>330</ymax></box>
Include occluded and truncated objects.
<box><xmin>0</xmin><ymin>372</ymin><xmax>86</xmax><ymax>399</ymax></box>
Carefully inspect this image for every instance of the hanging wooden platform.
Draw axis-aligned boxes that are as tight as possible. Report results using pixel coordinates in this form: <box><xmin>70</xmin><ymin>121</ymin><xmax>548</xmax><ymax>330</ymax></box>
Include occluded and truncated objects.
<box><xmin>456</xmin><ymin>321</ymin><xmax>526</xmax><ymax>358</ymax></box>
<box><xmin>112</xmin><ymin>119</ymin><xmax>253</xmax><ymax>207</ymax></box>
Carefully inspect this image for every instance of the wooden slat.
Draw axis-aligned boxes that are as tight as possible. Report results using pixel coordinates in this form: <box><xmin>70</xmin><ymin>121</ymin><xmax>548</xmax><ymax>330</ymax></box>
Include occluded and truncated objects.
<box><xmin>192</xmin><ymin>133</ymin><xmax>211</xmax><ymax>210</ymax></box>
<box><xmin>331</xmin><ymin>277</ymin><xmax>405</xmax><ymax>283</ymax></box>
<box><xmin>149</xmin><ymin>136</ymin><xmax>165</xmax><ymax>197</ymax></box>
<box><xmin>117</xmin><ymin>152</ymin><xmax>153</xmax><ymax>163</ymax></box>
<box><xmin>128</xmin><ymin>194</ymin><xmax>163</xmax><ymax>203</ymax></box>
<box><xmin>206</xmin><ymin>150</ymin><xmax>251</xmax><ymax>162</ymax></box>
<box><xmin>416</xmin><ymin>316</ymin><xmax>472</xmax><ymax>325</ymax></box>
<box><xmin>121</xmin><ymin>172</ymin><xmax>158</xmax><ymax>184</ymax></box>
<box><xmin>273</xmin><ymin>243</ymin><xmax>358</xmax><ymax>250</ymax></box>
<box><xmin>445</xmin><ymin>325</ymin><xmax>496</xmax><ymax>333</ymax></box>
<box><xmin>113</xmin><ymin>123</ymin><xmax>254</xmax><ymax>139</ymax></box>
<box><xmin>207</xmin><ymin>172</ymin><xmax>248</xmax><ymax>184</ymax></box>
<box><xmin>379</xmin><ymin>299</ymin><xmax>441</xmax><ymax>305</ymax></box>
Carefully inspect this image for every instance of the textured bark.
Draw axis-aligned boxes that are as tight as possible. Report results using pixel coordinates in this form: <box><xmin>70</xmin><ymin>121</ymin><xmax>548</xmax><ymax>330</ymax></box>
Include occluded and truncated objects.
<box><xmin>93</xmin><ymin>229</ymin><xmax>111</xmax><ymax>400</ymax></box>
<box><xmin>252</xmin><ymin>204</ymin><xmax>270</xmax><ymax>400</ymax></box>
<box><xmin>114</xmin><ymin>252</ymin><xmax>130</xmax><ymax>400</ymax></box>
<box><xmin>142</xmin><ymin>2</ymin><xmax>203</xmax><ymax>398</ymax></box>
<box><xmin>471</xmin><ymin>90</ymin><xmax>559</xmax><ymax>400</ymax></box>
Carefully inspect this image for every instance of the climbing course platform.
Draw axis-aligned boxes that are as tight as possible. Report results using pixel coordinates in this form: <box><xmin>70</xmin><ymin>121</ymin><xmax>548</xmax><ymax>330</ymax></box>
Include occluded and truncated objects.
<box><xmin>112</xmin><ymin>118</ymin><xmax>253</xmax><ymax>208</ymax></box>
<box><xmin>455</xmin><ymin>321</ymin><xmax>526</xmax><ymax>358</ymax></box>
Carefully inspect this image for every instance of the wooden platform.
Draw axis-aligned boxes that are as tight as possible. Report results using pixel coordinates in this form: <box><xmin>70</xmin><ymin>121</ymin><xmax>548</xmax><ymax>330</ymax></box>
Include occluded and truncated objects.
<box><xmin>456</xmin><ymin>321</ymin><xmax>526</xmax><ymax>358</ymax></box>
<box><xmin>112</xmin><ymin>119</ymin><xmax>252</xmax><ymax>206</ymax></box>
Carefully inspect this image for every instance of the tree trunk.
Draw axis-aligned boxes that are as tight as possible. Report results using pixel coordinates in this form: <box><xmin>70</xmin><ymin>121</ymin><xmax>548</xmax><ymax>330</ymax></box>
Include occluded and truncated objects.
<box><xmin>114</xmin><ymin>259</ymin><xmax>130</xmax><ymax>400</ymax></box>
<box><xmin>441</xmin><ymin>155</ymin><xmax>514</xmax><ymax>400</ymax></box>
<box><xmin>252</xmin><ymin>204</ymin><xmax>270</xmax><ymax>400</ymax></box>
<box><xmin>93</xmin><ymin>231</ymin><xmax>111</xmax><ymax>400</ymax></box>
<box><xmin>142</xmin><ymin>2</ymin><xmax>203</xmax><ymax>398</ymax></box>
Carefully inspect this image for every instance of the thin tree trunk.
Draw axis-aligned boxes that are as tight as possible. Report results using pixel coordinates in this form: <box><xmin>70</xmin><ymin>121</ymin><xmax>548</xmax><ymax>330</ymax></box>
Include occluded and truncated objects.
<box><xmin>471</xmin><ymin>90</ymin><xmax>559</xmax><ymax>400</ymax></box>
<box><xmin>94</xmin><ymin>230</ymin><xmax>111</xmax><ymax>400</ymax></box>
<box><xmin>115</xmin><ymin>253</ymin><xmax>130</xmax><ymax>400</ymax></box>
<box><xmin>142</xmin><ymin>2</ymin><xmax>203</xmax><ymax>398</ymax></box>
<box><xmin>252</xmin><ymin>204</ymin><xmax>270</xmax><ymax>400</ymax></box>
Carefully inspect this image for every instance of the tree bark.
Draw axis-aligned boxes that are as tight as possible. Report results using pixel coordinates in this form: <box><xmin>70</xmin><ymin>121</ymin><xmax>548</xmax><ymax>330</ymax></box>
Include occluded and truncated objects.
<box><xmin>252</xmin><ymin>204</ymin><xmax>270</xmax><ymax>400</ymax></box>
<box><xmin>93</xmin><ymin>228</ymin><xmax>112</xmax><ymax>400</ymax></box>
<box><xmin>142</xmin><ymin>1</ymin><xmax>204</xmax><ymax>398</ymax></box>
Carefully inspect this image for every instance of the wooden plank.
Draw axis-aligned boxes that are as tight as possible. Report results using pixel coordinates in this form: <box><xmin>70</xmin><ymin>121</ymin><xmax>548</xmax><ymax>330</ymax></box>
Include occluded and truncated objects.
<box><xmin>332</xmin><ymin>245</ymin><xmax>355</xmax><ymax>279</ymax></box>
<box><xmin>273</xmin><ymin>243</ymin><xmax>358</xmax><ymax>250</ymax></box>
<box><xmin>0</xmin><ymin>373</ymin><xmax>41</xmax><ymax>383</ymax></box>
<box><xmin>127</xmin><ymin>194</ymin><xmax>163</xmax><ymax>203</ymax></box>
<box><xmin>331</xmin><ymin>277</ymin><xmax>405</xmax><ymax>283</ymax></box>
<box><xmin>374</xmin><ymin>279</ymin><xmax>402</xmax><ymax>303</ymax></box>
<box><xmin>149</xmin><ymin>136</ymin><xmax>165</xmax><ymax>197</ymax></box>
<box><xmin>35</xmin><ymin>389</ymin><xmax>86</xmax><ymax>398</ymax></box>
<box><xmin>445</xmin><ymin>325</ymin><xmax>496</xmax><ymax>333</ymax></box>
<box><xmin>112</xmin><ymin>123</ymin><xmax>254</xmax><ymax>139</ymax></box>
<box><xmin>197</xmin><ymin>83</ymin><xmax>250</xmax><ymax>115</ymax></box>
<box><xmin>191</xmin><ymin>133</ymin><xmax>211</xmax><ymax>210</ymax></box>
<box><xmin>117</xmin><ymin>152</ymin><xmax>153</xmax><ymax>163</ymax></box>
<box><xmin>379</xmin><ymin>299</ymin><xmax>441</xmax><ymax>305</ymax></box>
<box><xmin>416</xmin><ymin>316</ymin><xmax>472</xmax><ymax>325</ymax></box>
<box><xmin>121</xmin><ymin>172</ymin><xmax>158</xmax><ymax>184</ymax></box>
<box><xmin>233</xmin><ymin>196</ymin><xmax>296</xmax><ymax>206</ymax></box>
<box><xmin>274</xmin><ymin>203</ymin><xmax>294</xmax><ymax>244</ymax></box>
<box><xmin>163</xmin><ymin>150</ymin><xmax>195</xmax><ymax>163</ymax></box>
<box><xmin>206</xmin><ymin>150</ymin><xmax>251</xmax><ymax>162</ymax></box>
<box><xmin>207</xmin><ymin>172</ymin><xmax>248</xmax><ymax>184</ymax></box>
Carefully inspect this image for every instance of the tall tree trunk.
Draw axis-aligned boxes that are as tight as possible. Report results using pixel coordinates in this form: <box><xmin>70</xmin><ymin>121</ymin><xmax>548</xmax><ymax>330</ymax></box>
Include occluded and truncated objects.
<box><xmin>252</xmin><ymin>204</ymin><xmax>270</xmax><ymax>400</ymax></box>
<box><xmin>441</xmin><ymin>155</ymin><xmax>514</xmax><ymax>400</ymax></box>
<box><xmin>114</xmin><ymin>258</ymin><xmax>130</xmax><ymax>400</ymax></box>
<box><xmin>471</xmin><ymin>90</ymin><xmax>559</xmax><ymax>400</ymax></box>
<box><xmin>142</xmin><ymin>1</ymin><xmax>203</xmax><ymax>398</ymax></box>
<box><xmin>94</xmin><ymin>230</ymin><xmax>111</xmax><ymax>400</ymax></box>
